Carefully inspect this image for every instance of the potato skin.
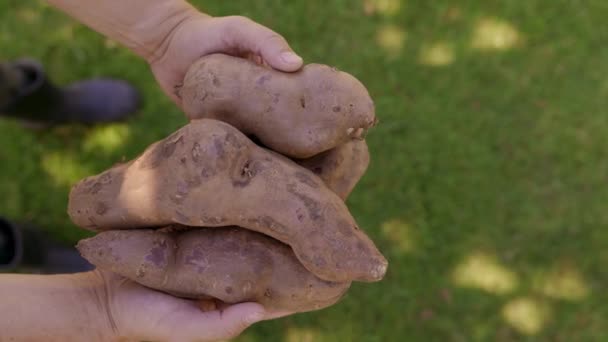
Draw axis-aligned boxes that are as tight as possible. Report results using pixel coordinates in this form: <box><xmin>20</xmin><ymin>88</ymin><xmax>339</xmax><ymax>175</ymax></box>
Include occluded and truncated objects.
<box><xmin>180</xmin><ymin>54</ymin><xmax>376</xmax><ymax>158</ymax></box>
<box><xmin>68</xmin><ymin>119</ymin><xmax>387</xmax><ymax>283</ymax></box>
<box><xmin>77</xmin><ymin>227</ymin><xmax>351</xmax><ymax>313</ymax></box>
<box><xmin>298</xmin><ymin>140</ymin><xmax>370</xmax><ymax>200</ymax></box>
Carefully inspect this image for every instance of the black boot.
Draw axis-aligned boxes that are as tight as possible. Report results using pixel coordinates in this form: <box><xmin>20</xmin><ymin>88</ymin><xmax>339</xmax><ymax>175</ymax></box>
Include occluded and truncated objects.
<box><xmin>0</xmin><ymin>217</ymin><xmax>93</xmax><ymax>274</ymax></box>
<box><xmin>0</xmin><ymin>59</ymin><xmax>141</xmax><ymax>125</ymax></box>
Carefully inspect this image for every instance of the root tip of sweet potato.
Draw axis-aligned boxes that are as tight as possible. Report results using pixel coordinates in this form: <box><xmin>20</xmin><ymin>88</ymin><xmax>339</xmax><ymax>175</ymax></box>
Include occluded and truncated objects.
<box><xmin>371</xmin><ymin>260</ymin><xmax>388</xmax><ymax>281</ymax></box>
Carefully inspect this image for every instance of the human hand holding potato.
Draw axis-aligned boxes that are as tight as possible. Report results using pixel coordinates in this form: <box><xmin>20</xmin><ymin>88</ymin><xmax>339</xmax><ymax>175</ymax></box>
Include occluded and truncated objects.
<box><xmin>69</xmin><ymin>54</ymin><xmax>385</xmax><ymax>336</ymax></box>
<box><xmin>87</xmin><ymin>269</ymin><xmax>279</xmax><ymax>342</ymax></box>
<box><xmin>14</xmin><ymin>0</ymin><xmax>380</xmax><ymax>340</ymax></box>
<box><xmin>148</xmin><ymin>15</ymin><xmax>304</xmax><ymax>106</ymax></box>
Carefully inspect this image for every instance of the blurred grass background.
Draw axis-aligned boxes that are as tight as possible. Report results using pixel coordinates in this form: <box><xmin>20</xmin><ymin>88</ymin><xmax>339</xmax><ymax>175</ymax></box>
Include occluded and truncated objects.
<box><xmin>1</xmin><ymin>0</ymin><xmax>607</xmax><ymax>340</ymax></box>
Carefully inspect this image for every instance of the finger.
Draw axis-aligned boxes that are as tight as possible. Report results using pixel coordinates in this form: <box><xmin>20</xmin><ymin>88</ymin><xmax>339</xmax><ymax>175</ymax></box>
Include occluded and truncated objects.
<box><xmin>243</xmin><ymin>52</ymin><xmax>270</xmax><ymax>68</ymax></box>
<box><xmin>197</xmin><ymin>301</ymin><xmax>292</xmax><ymax>321</ymax></box>
<box><xmin>148</xmin><ymin>301</ymin><xmax>265</xmax><ymax>342</ymax></box>
<box><xmin>149</xmin><ymin>63</ymin><xmax>183</xmax><ymax>107</ymax></box>
<box><xmin>186</xmin><ymin>303</ymin><xmax>265</xmax><ymax>341</ymax></box>
<box><xmin>219</xmin><ymin>16</ymin><xmax>303</xmax><ymax>72</ymax></box>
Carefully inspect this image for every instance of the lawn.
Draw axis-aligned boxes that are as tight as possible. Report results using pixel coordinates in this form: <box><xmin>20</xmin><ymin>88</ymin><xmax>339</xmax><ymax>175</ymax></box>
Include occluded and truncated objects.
<box><xmin>1</xmin><ymin>0</ymin><xmax>607</xmax><ymax>341</ymax></box>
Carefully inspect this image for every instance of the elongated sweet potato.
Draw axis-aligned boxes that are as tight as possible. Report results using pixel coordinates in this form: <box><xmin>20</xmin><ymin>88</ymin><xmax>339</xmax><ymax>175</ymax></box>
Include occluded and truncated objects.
<box><xmin>298</xmin><ymin>140</ymin><xmax>370</xmax><ymax>200</ymax></box>
<box><xmin>68</xmin><ymin>119</ymin><xmax>387</xmax><ymax>283</ymax></box>
<box><xmin>77</xmin><ymin>227</ymin><xmax>351</xmax><ymax>312</ymax></box>
<box><xmin>179</xmin><ymin>54</ymin><xmax>376</xmax><ymax>158</ymax></box>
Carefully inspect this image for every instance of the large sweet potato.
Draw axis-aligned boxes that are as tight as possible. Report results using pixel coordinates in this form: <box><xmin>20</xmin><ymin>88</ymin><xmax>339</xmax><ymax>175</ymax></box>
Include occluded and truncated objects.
<box><xmin>77</xmin><ymin>227</ymin><xmax>351</xmax><ymax>312</ymax></box>
<box><xmin>68</xmin><ymin>119</ymin><xmax>386</xmax><ymax>283</ymax></box>
<box><xmin>179</xmin><ymin>54</ymin><xmax>376</xmax><ymax>158</ymax></box>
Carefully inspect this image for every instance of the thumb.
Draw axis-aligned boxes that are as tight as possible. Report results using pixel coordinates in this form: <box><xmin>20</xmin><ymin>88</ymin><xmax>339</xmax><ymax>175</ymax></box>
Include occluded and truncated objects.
<box><xmin>256</xmin><ymin>29</ymin><xmax>303</xmax><ymax>72</ymax></box>
<box><xmin>218</xmin><ymin>16</ymin><xmax>303</xmax><ymax>72</ymax></box>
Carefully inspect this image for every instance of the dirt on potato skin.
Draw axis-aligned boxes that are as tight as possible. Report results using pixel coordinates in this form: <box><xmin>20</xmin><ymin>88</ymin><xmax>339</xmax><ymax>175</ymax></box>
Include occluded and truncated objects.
<box><xmin>69</xmin><ymin>119</ymin><xmax>387</xmax><ymax>283</ymax></box>
<box><xmin>180</xmin><ymin>54</ymin><xmax>377</xmax><ymax>158</ymax></box>
<box><xmin>77</xmin><ymin>226</ymin><xmax>351</xmax><ymax>313</ymax></box>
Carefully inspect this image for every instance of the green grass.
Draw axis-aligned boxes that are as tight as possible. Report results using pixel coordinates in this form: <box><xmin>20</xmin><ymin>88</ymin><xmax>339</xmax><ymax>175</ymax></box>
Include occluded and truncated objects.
<box><xmin>2</xmin><ymin>0</ymin><xmax>608</xmax><ymax>340</ymax></box>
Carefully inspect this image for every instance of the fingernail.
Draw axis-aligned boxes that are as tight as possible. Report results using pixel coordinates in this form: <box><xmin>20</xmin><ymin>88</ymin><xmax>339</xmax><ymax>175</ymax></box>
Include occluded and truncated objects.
<box><xmin>280</xmin><ymin>52</ymin><xmax>303</xmax><ymax>65</ymax></box>
<box><xmin>245</xmin><ymin>311</ymin><xmax>264</xmax><ymax>324</ymax></box>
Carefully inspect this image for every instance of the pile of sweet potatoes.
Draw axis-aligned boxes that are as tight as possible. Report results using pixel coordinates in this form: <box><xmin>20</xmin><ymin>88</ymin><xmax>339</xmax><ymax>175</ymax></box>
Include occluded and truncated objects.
<box><xmin>70</xmin><ymin>54</ymin><xmax>387</xmax><ymax>313</ymax></box>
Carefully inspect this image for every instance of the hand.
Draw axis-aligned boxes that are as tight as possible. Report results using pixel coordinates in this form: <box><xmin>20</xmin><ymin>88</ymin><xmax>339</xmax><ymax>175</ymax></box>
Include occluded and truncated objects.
<box><xmin>90</xmin><ymin>270</ymin><xmax>291</xmax><ymax>342</ymax></box>
<box><xmin>47</xmin><ymin>1</ymin><xmax>302</xmax><ymax>107</ymax></box>
<box><xmin>147</xmin><ymin>13</ymin><xmax>303</xmax><ymax>106</ymax></box>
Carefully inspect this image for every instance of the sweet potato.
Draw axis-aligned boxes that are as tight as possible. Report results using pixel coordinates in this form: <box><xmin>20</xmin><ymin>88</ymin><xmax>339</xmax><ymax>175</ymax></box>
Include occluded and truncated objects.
<box><xmin>77</xmin><ymin>227</ymin><xmax>351</xmax><ymax>312</ymax></box>
<box><xmin>75</xmin><ymin>130</ymin><xmax>372</xmax><ymax>312</ymax></box>
<box><xmin>298</xmin><ymin>140</ymin><xmax>370</xmax><ymax>200</ymax></box>
<box><xmin>68</xmin><ymin>119</ymin><xmax>387</xmax><ymax>283</ymax></box>
<box><xmin>179</xmin><ymin>54</ymin><xmax>376</xmax><ymax>158</ymax></box>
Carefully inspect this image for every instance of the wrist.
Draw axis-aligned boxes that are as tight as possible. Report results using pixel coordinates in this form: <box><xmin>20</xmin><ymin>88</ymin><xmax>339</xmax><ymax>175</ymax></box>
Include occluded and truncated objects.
<box><xmin>129</xmin><ymin>0</ymin><xmax>209</xmax><ymax>64</ymax></box>
<box><xmin>68</xmin><ymin>270</ymin><xmax>121</xmax><ymax>342</ymax></box>
<box><xmin>0</xmin><ymin>271</ymin><xmax>118</xmax><ymax>341</ymax></box>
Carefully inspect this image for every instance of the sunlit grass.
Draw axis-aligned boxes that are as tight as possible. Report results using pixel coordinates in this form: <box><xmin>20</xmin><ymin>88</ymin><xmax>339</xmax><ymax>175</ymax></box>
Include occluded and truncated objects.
<box><xmin>452</xmin><ymin>251</ymin><xmax>518</xmax><ymax>295</ymax></box>
<box><xmin>375</xmin><ymin>24</ymin><xmax>407</xmax><ymax>57</ymax></box>
<box><xmin>502</xmin><ymin>297</ymin><xmax>550</xmax><ymax>335</ymax></box>
<box><xmin>82</xmin><ymin>124</ymin><xmax>131</xmax><ymax>154</ymax></box>
<box><xmin>363</xmin><ymin>0</ymin><xmax>402</xmax><ymax>17</ymax></box>
<box><xmin>536</xmin><ymin>263</ymin><xmax>590</xmax><ymax>301</ymax></box>
<box><xmin>419</xmin><ymin>41</ymin><xmax>455</xmax><ymax>66</ymax></box>
<box><xmin>284</xmin><ymin>327</ymin><xmax>321</xmax><ymax>342</ymax></box>
<box><xmin>41</xmin><ymin>151</ymin><xmax>92</xmax><ymax>187</ymax></box>
<box><xmin>471</xmin><ymin>17</ymin><xmax>521</xmax><ymax>51</ymax></box>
